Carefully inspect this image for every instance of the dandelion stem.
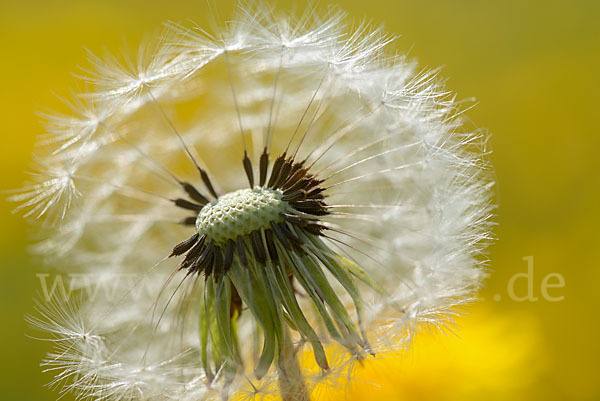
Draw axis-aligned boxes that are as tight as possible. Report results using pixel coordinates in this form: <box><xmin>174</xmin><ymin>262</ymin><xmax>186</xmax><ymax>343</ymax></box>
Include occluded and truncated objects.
<box><xmin>277</xmin><ymin>327</ymin><xmax>310</xmax><ymax>401</ymax></box>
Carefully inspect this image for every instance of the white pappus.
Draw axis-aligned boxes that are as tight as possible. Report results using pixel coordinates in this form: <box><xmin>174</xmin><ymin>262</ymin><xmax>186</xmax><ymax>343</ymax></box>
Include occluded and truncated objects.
<box><xmin>15</xmin><ymin>4</ymin><xmax>495</xmax><ymax>401</ymax></box>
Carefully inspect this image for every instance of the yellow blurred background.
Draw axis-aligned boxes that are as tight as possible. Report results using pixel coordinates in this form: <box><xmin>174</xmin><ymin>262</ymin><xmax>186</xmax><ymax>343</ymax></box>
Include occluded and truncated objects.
<box><xmin>1</xmin><ymin>1</ymin><xmax>598</xmax><ymax>400</ymax></box>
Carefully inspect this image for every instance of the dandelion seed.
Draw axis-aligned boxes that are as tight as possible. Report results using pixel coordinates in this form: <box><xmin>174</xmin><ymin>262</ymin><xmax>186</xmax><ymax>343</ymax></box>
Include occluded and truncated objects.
<box><xmin>19</xmin><ymin>4</ymin><xmax>494</xmax><ymax>401</ymax></box>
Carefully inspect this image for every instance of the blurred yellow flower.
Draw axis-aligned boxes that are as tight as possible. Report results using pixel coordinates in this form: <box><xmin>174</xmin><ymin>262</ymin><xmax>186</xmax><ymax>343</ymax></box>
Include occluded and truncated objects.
<box><xmin>308</xmin><ymin>307</ymin><xmax>542</xmax><ymax>401</ymax></box>
<box><xmin>2</xmin><ymin>1</ymin><xmax>598</xmax><ymax>401</ymax></box>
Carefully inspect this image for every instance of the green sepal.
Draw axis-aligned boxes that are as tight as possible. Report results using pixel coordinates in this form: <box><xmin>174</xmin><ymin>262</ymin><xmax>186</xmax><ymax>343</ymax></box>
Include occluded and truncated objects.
<box><xmin>267</xmin><ymin>249</ymin><xmax>329</xmax><ymax>370</ymax></box>
<box><xmin>228</xmin><ymin>260</ymin><xmax>277</xmax><ymax>379</ymax></box>
<box><xmin>299</xmin><ymin>253</ymin><xmax>363</xmax><ymax>349</ymax></box>
<box><xmin>214</xmin><ymin>276</ymin><xmax>241</xmax><ymax>370</ymax></box>
<box><xmin>278</xmin><ymin>243</ymin><xmax>345</xmax><ymax>345</ymax></box>
<box><xmin>200</xmin><ymin>279</ymin><xmax>214</xmax><ymax>380</ymax></box>
<box><xmin>303</xmin><ymin>234</ymin><xmax>370</xmax><ymax>348</ymax></box>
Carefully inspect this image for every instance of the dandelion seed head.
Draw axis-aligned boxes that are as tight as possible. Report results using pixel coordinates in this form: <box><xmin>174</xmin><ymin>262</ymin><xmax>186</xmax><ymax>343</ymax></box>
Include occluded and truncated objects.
<box><xmin>18</xmin><ymin>3</ymin><xmax>495</xmax><ymax>400</ymax></box>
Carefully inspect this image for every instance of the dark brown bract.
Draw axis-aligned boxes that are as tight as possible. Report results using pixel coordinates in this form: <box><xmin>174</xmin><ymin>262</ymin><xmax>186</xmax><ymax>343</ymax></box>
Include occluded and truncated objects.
<box><xmin>170</xmin><ymin>148</ymin><xmax>329</xmax><ymax>280</ymax></box>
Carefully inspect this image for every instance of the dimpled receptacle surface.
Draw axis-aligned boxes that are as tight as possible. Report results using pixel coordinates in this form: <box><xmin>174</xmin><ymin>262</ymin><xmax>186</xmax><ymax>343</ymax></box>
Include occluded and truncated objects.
<box><xmin>196</xmin><ymin>187</ymin><xmax>288</xmax><ymax>244</ymax></box>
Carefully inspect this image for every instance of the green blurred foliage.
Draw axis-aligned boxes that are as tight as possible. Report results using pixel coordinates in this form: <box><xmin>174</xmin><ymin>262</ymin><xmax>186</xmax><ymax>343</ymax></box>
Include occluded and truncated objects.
<box><xmin>0</xmin><ymin>1</ymin><xmax>598</xmax><ymax>400</ymax></box>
